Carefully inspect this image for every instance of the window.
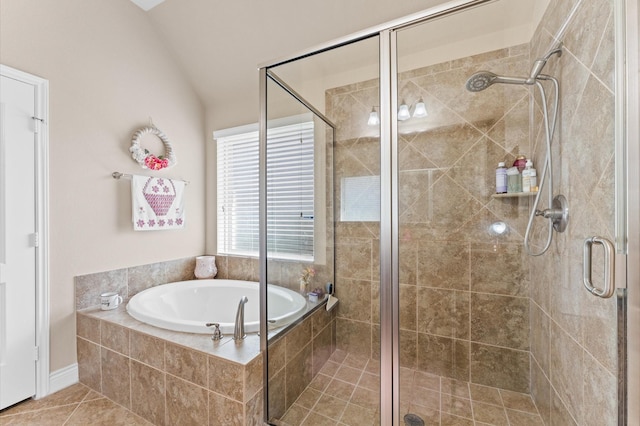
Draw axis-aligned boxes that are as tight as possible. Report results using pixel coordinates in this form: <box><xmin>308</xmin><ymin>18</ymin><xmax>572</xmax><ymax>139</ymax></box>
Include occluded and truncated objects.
<box><xmin>341</xmin><ymin>175</ymin><xmax>380</xmax><ymax>222</ymax></box>
<box><xmin>216</xmin><ymin>116</ymin><xmax>315</xmax><ymax>260</ymax></box>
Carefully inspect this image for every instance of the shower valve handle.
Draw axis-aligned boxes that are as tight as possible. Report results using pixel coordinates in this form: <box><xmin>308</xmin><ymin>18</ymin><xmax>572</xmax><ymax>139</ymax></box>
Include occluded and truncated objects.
<box><xmin>534</xmin><ymin>195</ymin><xmax>569</xmax><ymax>233</ymax></box>
<box><xmin>536</xmin><ymin>208</ymin><xmax>562</xmax><ymax>219</ymax></box>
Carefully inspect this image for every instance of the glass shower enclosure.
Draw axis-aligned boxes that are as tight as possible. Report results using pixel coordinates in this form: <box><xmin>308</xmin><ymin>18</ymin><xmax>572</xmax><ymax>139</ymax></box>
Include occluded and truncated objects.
<box><xmin>259</xmin><ymin>0</ymin><xmax>627</xmax><ymax>424</ymax></box>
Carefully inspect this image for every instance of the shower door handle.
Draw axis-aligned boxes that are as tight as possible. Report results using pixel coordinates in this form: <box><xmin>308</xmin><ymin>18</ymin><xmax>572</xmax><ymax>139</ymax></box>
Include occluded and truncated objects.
<box><xmin>583</xmin><ymin>236</ymin><xmax>615</xmax><ymax>298</ymax></box>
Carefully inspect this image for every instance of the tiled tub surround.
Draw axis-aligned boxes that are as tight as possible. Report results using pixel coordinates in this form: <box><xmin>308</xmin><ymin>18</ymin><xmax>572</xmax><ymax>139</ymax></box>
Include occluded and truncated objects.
<box><xmin>327</xmin><ymin>45</ymin><xmax>533</xmax><ymax>393</ymax></box>
<box><xmin>76</xmin><ymin>308</ymin><xmax>263</xmax><ymax>425</ymax></box>
<box><xmin>76</xmin><ymin>256</ymin><xmax>337</xmax><ymax>425</ymax></box>
<box><xmin>266</xmin><ymin>302</ymin><xmax>337</xmax><ymax>423</ymax></box>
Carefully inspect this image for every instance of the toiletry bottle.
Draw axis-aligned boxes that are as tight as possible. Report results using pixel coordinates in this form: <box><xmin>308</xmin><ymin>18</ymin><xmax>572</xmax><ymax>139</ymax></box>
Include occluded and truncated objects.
<box><xmin>530</xmin><ymin>163</ymin><xmax>537</xmax><ymax>192</ymax></box>
<box><xmin>506</xmin><ymin>167</ymin><xmax>522</xmax><ymax>193</ymax></box>
<box><xmin>496</xmin><ymin>162</ymin><xmax>507</xmax><ymax>194</ymax></box>
<box><xmin>513</xmin><ymin>155</ymin><xmax>527</xmax><ymax>172</ymax></box>
<box><xmin>522</xmin><ymin>160</ymin><xmax>532</xmax><ymax>192</ymax></box>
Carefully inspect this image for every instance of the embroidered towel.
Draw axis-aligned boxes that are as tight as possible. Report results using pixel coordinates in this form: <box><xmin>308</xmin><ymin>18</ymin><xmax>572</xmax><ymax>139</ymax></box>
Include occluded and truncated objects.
<box><xmin>132</xmin><ymin>175</ymin><xmax>186</xmax><ymax>231</ymax></box>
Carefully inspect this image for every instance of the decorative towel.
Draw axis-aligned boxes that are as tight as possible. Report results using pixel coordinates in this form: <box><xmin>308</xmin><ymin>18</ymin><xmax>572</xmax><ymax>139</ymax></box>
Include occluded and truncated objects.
<box><xmin>132</xmin><ymin>175</ymin><xmax>186</xmax><ymax>231</ymax></box>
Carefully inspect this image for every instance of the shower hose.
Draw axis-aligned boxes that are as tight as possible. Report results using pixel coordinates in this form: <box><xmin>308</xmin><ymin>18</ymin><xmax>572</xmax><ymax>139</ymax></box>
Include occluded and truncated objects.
<box><xmin>523</xmin><ymin>75</ymin><xmax>560</xmax><ymax>256</ymax></box>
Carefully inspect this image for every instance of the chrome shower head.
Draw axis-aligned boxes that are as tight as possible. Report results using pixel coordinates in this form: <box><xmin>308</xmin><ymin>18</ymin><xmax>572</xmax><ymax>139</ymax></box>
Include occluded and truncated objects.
<box><xmin>465</xmin><ymin>71</ymin><xmax>529</xmax><ymax>92</ymax></box>
<box><xmin>465</xmin><ymin>71</ymin><xmax>498</xmax><ymax>92</ymax></box>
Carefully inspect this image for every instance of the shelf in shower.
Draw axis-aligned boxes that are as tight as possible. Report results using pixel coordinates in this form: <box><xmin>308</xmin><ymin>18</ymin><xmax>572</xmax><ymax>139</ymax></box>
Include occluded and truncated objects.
<box><xmin>492</xmin><ymin>192</ymin><xmax>538</xmax><ymax>198</ymax></box>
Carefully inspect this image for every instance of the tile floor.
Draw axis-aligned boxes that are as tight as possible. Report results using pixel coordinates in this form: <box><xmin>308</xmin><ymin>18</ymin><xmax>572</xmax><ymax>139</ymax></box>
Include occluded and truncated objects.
<box><xmin>0</xmin><ymin>383</ymin><xmax>151</xmax><ymax>426</ymax></box>
<box><xmin>275</xmin><ymin>349</ymin><xmax>545</xmax><ymax>426</ymax></box>
<box><xmin>1</xmin><ymin>350</ymin><xmax>545</xmax><ymax>426</ymax></box>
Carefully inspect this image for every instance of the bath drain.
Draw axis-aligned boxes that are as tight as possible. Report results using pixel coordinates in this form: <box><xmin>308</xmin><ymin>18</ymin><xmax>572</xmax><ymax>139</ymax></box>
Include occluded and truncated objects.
<box><xmin>404</xmin><ymin>413</ymin><xmax>425</xmax><ymax>426</ymax></box>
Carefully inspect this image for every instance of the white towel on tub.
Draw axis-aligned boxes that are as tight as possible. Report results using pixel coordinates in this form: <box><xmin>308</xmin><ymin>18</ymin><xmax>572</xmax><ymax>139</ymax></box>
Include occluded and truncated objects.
<box><xmin>132</xmin><ymin>175</ymin><xmax>186</xmax><ymax>231</ymax></box>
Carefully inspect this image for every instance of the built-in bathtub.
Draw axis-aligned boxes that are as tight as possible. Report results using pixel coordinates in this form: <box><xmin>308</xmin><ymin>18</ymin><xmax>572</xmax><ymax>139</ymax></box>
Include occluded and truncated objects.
<box><xmin>74</xmin><ymin>258</ymin><xmax>336</xmax><ymax>425</ymax></box>
<box><xmin>126</xmin><ymin>279</ymin><xmax>307</xmax><ymax>334</ymax></box>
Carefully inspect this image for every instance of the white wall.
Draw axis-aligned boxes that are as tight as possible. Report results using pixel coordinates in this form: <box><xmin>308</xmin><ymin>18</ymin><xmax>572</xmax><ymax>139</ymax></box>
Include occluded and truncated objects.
<box><xmin>0</xmin><ymin>0</ymin><xmax>206</xmax><ymax>371</ymax></box>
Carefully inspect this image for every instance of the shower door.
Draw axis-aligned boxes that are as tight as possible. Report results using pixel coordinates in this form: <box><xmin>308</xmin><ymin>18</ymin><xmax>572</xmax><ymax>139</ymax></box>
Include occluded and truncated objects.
<box><xmin>261</xmin><ymin>34</ymin><xmax>383</xmax><ymax>425</ymax></box>
<box><xmin>393</xmin><ymin>1</ymin><xmax>624</xmax><ymax>424</ymax></box>
<box><xmin>260</xmin><ymin>0</ymin><xmax>627</xmax><ymax>424</ymax></box>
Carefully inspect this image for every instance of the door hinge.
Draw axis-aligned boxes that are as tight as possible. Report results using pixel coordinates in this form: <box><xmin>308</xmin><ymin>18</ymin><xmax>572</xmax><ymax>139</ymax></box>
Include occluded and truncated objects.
<box><xmin>29</xmin><ymin>232</ymin><xmax>39</xmax><ymax>247</ymax></box>
<box><xmin>31</xmin><ymin>116</ymin><xmax>44</xmax><ymax>134</ymax></box>
<box><xmin>34</xmin><ymin>346</ymin><xmax>39</xmax><ymax>361</ymax></box>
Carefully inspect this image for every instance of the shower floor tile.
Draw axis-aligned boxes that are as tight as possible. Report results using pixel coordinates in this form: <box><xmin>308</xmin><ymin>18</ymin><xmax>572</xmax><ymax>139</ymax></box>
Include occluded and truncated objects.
<box><xmin>275</xmin><ymin>350</ymin><xmax>545</xmax><ymax>426</ymax></box>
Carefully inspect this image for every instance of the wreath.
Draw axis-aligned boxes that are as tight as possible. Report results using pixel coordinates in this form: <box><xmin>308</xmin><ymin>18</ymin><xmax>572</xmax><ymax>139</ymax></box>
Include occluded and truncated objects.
<box><xmin>129</xmin><ymin>125</ymin><xmax>177</xmax><ymax>170</ymax></box>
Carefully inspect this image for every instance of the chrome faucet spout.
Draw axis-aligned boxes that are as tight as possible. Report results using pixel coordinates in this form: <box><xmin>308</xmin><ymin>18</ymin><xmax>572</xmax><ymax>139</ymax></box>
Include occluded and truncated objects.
<box><xmin>233</xmin><ymin>296</ymin><xmax>249</xmax><ymax>341</ymax></box>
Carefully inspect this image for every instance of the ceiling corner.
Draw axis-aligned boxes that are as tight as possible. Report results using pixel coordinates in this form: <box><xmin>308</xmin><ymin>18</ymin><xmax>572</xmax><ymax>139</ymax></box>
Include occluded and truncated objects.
<box><xmin>129</xmin><ymin>0</ymin><xmax>166</xmax><ymax>12</ymax></box>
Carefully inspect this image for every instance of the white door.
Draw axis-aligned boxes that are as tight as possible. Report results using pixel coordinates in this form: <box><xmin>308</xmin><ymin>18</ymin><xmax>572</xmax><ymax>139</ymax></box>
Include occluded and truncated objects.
<box><xmin>0</xmin><ymin>74</ymin><xmax>38</xmax><ymax>409</ymax></box>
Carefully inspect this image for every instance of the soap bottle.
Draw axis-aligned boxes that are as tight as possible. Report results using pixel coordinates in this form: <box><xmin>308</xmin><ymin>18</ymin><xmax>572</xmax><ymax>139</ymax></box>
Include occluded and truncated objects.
<box><xmin>506</xmin><ymin>167</ymin><xmax>521</xmax><ymax>193</ymax></box>
<box><xmin>522</xmin><ymin>160</ymin><xmax>533</xmax><ymax>192</ymax></box>
<box><xmin>496</xmin><ymin>162</ymin><xmax>507</xmax><ymax>194</ymax></box>
<box><xmin>530</xmin><ymin>164</ymin><xmax>537</xmax><ymax>192</ymax></box>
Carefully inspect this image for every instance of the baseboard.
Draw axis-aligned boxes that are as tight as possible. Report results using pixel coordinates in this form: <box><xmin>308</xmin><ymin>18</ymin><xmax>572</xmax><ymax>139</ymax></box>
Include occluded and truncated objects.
<box><xmin>49</xmin><ymin>363</ymin><xmax>79</xmax><ymax>394</ymax></box>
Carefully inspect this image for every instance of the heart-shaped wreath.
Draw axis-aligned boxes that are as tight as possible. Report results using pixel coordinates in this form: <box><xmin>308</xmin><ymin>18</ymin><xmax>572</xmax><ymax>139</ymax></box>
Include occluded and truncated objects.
<box><xmin>129</xmin><ymin>125</ymin><xmax>177</xmax><ymax>170</ymax></box>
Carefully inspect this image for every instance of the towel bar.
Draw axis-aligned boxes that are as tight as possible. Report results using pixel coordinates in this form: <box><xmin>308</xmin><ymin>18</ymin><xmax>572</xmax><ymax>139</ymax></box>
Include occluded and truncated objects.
<box><xmin>111</xmin><ymin>171</ymin><xmax>189</xmax><ymax>185</ymax></box>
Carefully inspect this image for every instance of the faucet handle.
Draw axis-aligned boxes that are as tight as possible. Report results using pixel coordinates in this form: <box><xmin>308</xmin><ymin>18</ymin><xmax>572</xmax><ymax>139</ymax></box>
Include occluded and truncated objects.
<box><xmin>206</xmin><ymin>322</ymin><xmax>223</xmax><ymax>341</ymax></box>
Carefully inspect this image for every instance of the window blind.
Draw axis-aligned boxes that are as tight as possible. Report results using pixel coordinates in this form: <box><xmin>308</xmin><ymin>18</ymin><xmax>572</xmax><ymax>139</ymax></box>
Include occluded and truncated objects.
<box><xmin>217</xmin><ymin>121</ymin><xmax>315</xmax><ymax>260</ymax></box>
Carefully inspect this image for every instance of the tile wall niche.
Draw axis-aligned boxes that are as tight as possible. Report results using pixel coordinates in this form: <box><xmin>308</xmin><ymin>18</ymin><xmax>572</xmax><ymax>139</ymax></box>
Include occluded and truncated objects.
<box><xmin>326</xmin><ymin>44</ymin><xmax>534</xmax><ymax>393</ymax></box>
<box><xmin>75</xmin><ymin>255</ymin><xmax>337</xmax><ymax>425</ymax></box>
<box><xmin>528</xmin><ymin>0</ymin><xmax>619</xmax><ymax>424</ymax></box>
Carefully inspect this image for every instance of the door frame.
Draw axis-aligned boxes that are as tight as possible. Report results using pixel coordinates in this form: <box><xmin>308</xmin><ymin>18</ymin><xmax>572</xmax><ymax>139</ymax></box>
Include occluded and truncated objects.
<box><xmin>624</xmin><ymin>0</ymin><xmax>640</xmax><ymax>421</ymax></box>
<box><xmin>0</xmin><ymin>64</ymin><xmax>50</xmax><ymax>400</ymax></box>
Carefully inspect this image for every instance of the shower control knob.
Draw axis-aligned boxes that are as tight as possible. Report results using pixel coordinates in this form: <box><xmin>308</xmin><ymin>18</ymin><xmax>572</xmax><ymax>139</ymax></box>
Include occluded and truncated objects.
<box><xmin>535</xmin><ymin>195</ymin><xmax>569</xmax><ymax>233</ymax></box>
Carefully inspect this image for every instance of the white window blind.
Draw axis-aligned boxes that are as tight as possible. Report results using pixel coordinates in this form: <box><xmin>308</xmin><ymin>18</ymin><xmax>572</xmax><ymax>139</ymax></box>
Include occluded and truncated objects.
<box><xmin>217</xmin><ymin>120</ymin><xmax>315</xmax><ymax>260</ymax></box>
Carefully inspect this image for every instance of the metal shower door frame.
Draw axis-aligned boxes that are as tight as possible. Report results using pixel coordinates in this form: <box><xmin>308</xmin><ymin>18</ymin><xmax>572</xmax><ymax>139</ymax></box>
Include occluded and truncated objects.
<box><xmin>258</xmin><ymin>1</ymin><xmax>503</xmax><ymax>424</ymax></box>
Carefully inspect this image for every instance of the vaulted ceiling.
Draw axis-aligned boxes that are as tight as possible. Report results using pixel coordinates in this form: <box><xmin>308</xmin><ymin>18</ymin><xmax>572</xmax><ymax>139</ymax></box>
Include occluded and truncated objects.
<box><xmin>137</xmin><ymin>0</ymin><xmax>547</xmax><ymax>130</ymax></box>
<box><xmin>141</xmin><ymin>0</ymin><xmax>448</xmax><ymax>115</ymax></box>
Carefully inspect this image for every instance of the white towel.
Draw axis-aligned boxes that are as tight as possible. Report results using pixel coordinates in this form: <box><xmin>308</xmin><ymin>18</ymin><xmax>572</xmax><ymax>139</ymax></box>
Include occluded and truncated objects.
<box><xmin>132</xmin><ymin>175</ymin><xmax>186</xmax><ymax>231</ymax></box>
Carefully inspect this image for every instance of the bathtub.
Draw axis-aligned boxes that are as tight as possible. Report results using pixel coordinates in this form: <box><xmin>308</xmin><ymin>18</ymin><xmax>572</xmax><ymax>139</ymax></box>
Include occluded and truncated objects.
<box><xmin>126</xmin><ymin>279</ymin><xmax>307</xmax><ymax>334</ymax></box>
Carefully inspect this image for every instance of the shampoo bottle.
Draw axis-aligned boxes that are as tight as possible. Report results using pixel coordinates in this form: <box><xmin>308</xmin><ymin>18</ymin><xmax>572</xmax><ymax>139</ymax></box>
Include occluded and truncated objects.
<box><xmin>522</xmin><ymin>160</ymin><xmax>532</xmax><ymax>192</ymax></box>
<box><xmin>529</xmin><ymin>161</ymin><xmax>537</xmax><ymax>191</ymax></box>
<box><xmin>496</xmin><ymin>162</ymin><xmax>507</xmax><ymax>194</ymax></box>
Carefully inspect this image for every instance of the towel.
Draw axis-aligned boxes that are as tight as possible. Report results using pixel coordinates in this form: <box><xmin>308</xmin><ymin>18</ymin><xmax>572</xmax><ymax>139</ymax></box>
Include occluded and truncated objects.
<box><xmin>326</xmin><ymin>294</ymin><xmax>339</xmax><ymax>312</ymax></box>
<box><xmin>132</xmin><ymin>175</ymin><xmax>186</xmax><ymax>231</ymax></box>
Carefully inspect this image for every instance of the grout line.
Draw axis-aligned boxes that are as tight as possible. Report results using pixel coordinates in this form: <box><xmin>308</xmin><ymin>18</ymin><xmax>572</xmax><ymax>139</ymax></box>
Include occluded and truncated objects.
<box><xmin>0</xmin><ymin>402</ymin><xmax>82</xmax><ymax>420</ymax></box>
<box><xmin>62</xmin><ymin>402</ymin><xmax>83</xmax><ymax>426</ymax></box>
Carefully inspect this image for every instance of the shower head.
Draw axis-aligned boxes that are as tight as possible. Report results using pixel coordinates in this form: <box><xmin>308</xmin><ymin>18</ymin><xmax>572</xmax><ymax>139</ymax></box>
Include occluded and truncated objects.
<box><xmin>466</xmin><ymin>43</ymin><xmax>563</xmax><ymax>92</ymax></box>
<box><xmin>465</xmin><ymin>71</ymin><xmax>528</xmax><ymax>92</ymax></box>
<box><xmin>465</xmin><ymin>71</ymin><xmax>497</xmax><ymax>92</ymax></box>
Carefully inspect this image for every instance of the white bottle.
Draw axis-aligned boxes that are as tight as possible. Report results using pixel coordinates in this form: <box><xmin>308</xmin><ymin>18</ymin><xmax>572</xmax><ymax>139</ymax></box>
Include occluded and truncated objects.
<box><xmin>530</xmin><ymin>167</ymin><xmax>537</xmax><ymax>192</ymax></box>
<box><xmin>496</xmin><ymin>162</ymin><xmax>507</xmax><ymax>194</ymax></box>
<box><xmin>522</xmin><ymin>160</ymin><xmax>535</xmax><ymax>192</ymax></box>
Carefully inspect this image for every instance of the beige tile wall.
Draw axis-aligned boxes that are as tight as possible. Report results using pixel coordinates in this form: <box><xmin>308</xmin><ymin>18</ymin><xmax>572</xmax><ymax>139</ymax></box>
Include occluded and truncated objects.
<box><xmin>75</xmin><ymin>257</ymin><xmax>197</xmax><ymax>310</ymax></box>
<box><xmin>528</xmin><ymin>0</ymin><xmax>619</xmax><ymax>424</ymax></box>
<box><xmin>326</xmin><ymin>44</ymin><xmax>534</xmax><ymax>393</ymax></box>
<box><xmin>75</xmin><ymin>254</ymin><xmax>332</xmax><ymax>309</ymax></box>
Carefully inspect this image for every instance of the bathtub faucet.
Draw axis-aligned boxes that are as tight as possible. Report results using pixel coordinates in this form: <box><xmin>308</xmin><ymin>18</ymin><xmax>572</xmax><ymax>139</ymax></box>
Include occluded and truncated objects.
<box><xmin>233</xmin><ymin>296</ymin><xmax>249</xmax><ymax>341</ymax></box>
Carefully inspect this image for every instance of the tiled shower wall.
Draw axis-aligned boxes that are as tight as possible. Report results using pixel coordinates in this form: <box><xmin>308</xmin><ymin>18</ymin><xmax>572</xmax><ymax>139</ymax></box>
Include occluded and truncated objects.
<box><xmin>528</xmin><ymin>0</ymin><xmax>619</xmax><ymax>424</ymax></box>
<box><xmin>327</xmin><ymin>45</ymin><xmax>535</xmax><ymax>392</ymax></box>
